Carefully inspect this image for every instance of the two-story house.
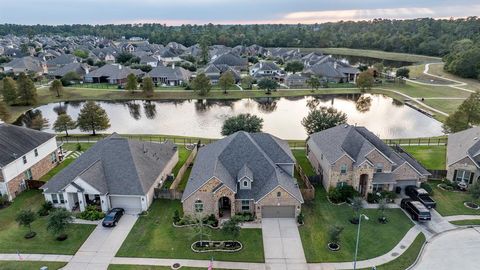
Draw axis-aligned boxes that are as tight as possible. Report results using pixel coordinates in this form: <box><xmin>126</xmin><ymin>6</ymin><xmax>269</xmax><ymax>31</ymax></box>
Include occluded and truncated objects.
<box><xmin>306</xmin><ymin>125</ymin><xmax>430</xmax><ymax>197</ymax></box>
<box><xmin>446</xmin><ymin>127</ymin><xmax>480</xmax><ymax>186</ymax></box>
<box><xmin>181</xmin><ymin>131</ymin><xmax>304</xmax><ymax>219</ymax></box>
<box><xmin>0</xmin><ymin>124</ymin><xmax>60</xmax><ymax>200</ymax></box>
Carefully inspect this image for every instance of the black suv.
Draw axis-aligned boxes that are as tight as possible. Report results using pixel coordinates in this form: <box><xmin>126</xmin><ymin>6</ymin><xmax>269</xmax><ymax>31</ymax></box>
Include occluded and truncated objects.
<box><xmin>401</xmin><ymin>198</ymin><xmax>431</xmax><ymax>222</ymax></box>
<box><xmin>102</xmin><ymin>208</ymin><xmax>125</xmax><ymax>227</ymax></box>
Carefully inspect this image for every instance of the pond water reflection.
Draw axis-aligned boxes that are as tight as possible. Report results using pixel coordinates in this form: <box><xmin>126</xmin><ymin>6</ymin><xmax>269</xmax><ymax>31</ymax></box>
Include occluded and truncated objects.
<box><xmin>16</xmin><ymin>94</ymin><xmax>444</xmax><ymax>140</ymax></box>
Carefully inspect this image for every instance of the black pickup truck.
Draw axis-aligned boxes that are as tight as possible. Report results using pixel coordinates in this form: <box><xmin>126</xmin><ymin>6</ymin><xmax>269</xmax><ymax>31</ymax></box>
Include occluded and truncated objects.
<box><xmin>405</xmin><ymin>186</ymin><xmax>437</xmax><ymax>209</ymax></box>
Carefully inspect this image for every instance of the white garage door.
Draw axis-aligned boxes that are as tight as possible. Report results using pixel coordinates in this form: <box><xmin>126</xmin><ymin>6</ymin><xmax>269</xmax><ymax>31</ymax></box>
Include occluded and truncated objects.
<box><xmin>262</xmin><ymin>206</ymin><xmax>296</xmax><ymax>218</ymax></box>
<box><xmin>109</xmin><ymin>196</ymin><xmax>142</xmax><ymax>214</ymax></box>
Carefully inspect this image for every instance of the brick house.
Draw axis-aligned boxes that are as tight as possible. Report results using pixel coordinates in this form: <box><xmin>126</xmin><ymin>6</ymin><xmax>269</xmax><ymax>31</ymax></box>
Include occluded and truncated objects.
<box><xmin>306</xmin><ymin>125</ymin><xmax>430</xmax><ymax>197</ymax></box>
<box><xmin>0</xmin><ymin>124</ymin><xmax>60</xmax><ymax>200</ymax></box>
<box><xmin>181</xmin><ymin>131</ymin><xmax>304</xmax><ymax>219</ymax></box>
<box><xmin>446</xmin><ymin>127</ymin><xmax>480</xmax><ymax>186</ymax></box>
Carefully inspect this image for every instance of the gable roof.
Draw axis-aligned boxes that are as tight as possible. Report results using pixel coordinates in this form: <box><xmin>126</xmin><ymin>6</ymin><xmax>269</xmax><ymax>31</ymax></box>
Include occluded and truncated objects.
<box><xmin>210</xmin><ymin>53</ymin><xmax>247</xmax><ymax>67</ymax></box>
<box><xmin>308</xmin><ymin>125</ymin><xmax>430</xmax><ymax>175</ymax></box>
<box><xmin>148</xmin><ymin>66</ymin><xmax>191</xmax><ymax>81</ymax></box>
<box><xmin>0</xmin><ymin>124</ymin><xmax>55</xmax><ymax>167</ymax></box>
<box><xmin>2</xmin><ymin>56</ymin><xmax>43</xmax><ymax>72</ymax></box>
<box><xmin>181</xmin><ymin>131</ymin><xmax>303</xmax><ymax>203</ymax></box>
<box><xmin>447</xmin><ymin>127</ymin><xmax>480</xmax><ymax>167</ymax></box>
<box><xmin>84</xmin><ymin>64</ymin><xmax>143</xmax><ymax>80</ymax></box>
<box><xmin>41</xmin><ymin>134</ymin><xmax>177</xmax><ymax>196</ymax></box>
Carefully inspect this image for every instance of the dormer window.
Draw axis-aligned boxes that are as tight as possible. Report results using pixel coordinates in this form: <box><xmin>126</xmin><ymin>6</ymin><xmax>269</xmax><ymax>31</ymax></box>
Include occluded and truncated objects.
<box><xmin>240</xmin><ymin>178</ymin><xmax>251</xmax><ymax>189</ymax></box>
<box><xmin>243</xmin><ymin>180</ymin><xmax>248</xmax><ymax>187</ymax></box>
<box><xmin>375</xmin><ymin>163</ymin><xmax>384</xmax><ymax>173</ymax></box>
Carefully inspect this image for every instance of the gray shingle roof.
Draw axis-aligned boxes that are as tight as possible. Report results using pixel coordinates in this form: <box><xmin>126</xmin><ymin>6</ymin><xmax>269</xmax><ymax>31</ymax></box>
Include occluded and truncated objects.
<box><xmin>0</xmin><ymin>124</ymin><xmax>55</xmax><ymax>167</ymax></box>
<box><xmin>2</xmin><ymin>56</ymin><xmax>43</xmax><ymax>72</ymax></box>
<box><xmin>181</xmin><ymin>132</ymin><xmax>303</xmax><ymax>203</ymax></box>
<box><xmin>84</xmin><ymin>64</ymin><xmax>143</xmax><ymax>80</ymax></box>
<box><xmin>447</xmin><ymin>127</ymin><xmax>480</xmax><ymax>167</ymax></box>
<box><xmin>210</xmin><ymin>53</ymin><xmax>247</xmax><ymax>68</ymax></box>
<box><xmin>50</xmin><ymin>62</ymin><xmax>87</xmax><ymax>77</ymax></box>
<box><xmin>41</xmin><ymin>134</ymin><xmax>177</xmax><ymax>196</ymax></box>
<box><xmin>148</xmin><ymin>66</ymin><xmax>191</xmax><ymax>81</ymax></box>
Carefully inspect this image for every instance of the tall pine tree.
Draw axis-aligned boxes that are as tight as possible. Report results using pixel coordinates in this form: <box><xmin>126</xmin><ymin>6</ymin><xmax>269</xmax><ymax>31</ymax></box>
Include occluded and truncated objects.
<box><xmin>1</xmin><ymin>77</ymin><xmax>17</xmax><ymax>105</ymax></box>
<box><xmin>16</xmin><ymin>73</ymin><xmax>37</xmax><ymax>105</ymax></box>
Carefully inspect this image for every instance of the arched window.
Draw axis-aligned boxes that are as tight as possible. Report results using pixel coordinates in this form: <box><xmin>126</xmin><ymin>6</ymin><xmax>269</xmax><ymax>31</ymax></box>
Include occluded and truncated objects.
<box><xmin>194</xmin><ymin>200</ymin><xmax>203</xmax><ymax>213</ymax></box>
<box><xmin>243</xmin><ymin>180</ymin><xmax>248</xmax><ymax>187</ymax></box>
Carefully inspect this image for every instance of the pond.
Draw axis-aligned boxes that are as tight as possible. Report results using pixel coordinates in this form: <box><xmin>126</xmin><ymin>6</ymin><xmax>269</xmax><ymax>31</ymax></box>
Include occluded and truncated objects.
<box><xmin>332</xmin><ymin>54</ymin><xmax>413</xmax><ymax>68</ymax></box>
<box><xmin>16</xmin><ymin>94</ymin><xmax>444</xmax><ymax>140</ymax></box>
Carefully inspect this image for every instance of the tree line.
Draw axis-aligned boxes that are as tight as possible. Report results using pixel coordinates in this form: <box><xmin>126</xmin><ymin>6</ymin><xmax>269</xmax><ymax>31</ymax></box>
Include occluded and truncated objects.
<box><xmin>1</xmin><ymin>17</ymin><xmax>479</xmax><ymax>57</ymax></box>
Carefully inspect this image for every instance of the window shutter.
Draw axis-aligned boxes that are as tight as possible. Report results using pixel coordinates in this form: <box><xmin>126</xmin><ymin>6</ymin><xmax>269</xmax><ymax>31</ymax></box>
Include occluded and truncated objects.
<box><xmin>453</xmin><ymin>170</ymin><xmax>457</xmax><ymax>181</ymax></box>
<box><xmin>469</xmin><ymin>172</ymin><xmax>474</xmax><ymax>184</ymax></box>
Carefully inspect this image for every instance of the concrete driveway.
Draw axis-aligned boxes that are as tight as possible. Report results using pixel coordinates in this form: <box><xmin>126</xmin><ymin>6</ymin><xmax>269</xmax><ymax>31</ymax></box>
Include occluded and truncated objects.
<box><xmin>413</xmin><ymin>227</ymin><xmax>480</xmax><ymax>270</ymax></box>
<box><xmin>63</xmin><ymin>214</ymin><xmax>138</xmax><ymax>270</ymax></box>
<box><xmin>261</xmin><ymin>218</ymin><xmax>308</xmax><ymax>270</ymax></box>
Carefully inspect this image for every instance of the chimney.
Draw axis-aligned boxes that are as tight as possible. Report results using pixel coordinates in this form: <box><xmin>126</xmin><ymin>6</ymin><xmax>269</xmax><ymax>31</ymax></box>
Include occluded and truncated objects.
<box><xmin>172</xmin><ymin>63</ymin><xmax>175</xmax><ymax>69</ymax></box>
<box><xmin>334</xmin><ymin>62</ymin><xmax>337</xmax><ymax>69</ymax></box>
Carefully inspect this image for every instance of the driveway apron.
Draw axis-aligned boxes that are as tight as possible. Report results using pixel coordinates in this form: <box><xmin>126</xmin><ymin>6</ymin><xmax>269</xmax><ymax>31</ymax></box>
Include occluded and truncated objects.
<box><xmin>262</xmin><ymin>218</ymin><xmax>308</xmax><ymax>270</ymax></box>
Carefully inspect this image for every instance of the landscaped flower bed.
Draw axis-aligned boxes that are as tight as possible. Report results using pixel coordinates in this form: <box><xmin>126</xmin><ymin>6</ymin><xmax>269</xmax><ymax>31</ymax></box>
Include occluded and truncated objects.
<box><xmin>191</xmin><ymin>240</ymin><xmax>242</xmax><ymax>253</ymax></box>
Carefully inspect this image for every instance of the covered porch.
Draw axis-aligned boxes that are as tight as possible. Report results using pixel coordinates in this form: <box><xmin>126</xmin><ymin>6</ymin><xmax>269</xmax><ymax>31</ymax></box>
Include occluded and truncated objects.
<box><xmin>64</xmin><ymin>181</ymin><xmax>109</xmax><ymax>212</ymax></box>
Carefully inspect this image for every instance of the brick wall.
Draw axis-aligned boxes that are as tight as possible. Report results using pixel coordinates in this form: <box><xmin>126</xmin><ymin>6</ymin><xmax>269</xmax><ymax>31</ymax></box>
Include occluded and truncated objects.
<box><xmin>256</xmin><ymin>186</ymin><xmax>302</xmax><ymax>219</ymax></box>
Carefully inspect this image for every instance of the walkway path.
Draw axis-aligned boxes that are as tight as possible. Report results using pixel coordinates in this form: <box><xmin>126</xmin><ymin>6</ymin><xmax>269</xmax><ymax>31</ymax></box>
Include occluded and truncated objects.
<box><xmin>262</xmin><ymin>218</ymin><xmax>308</xmax><ymax>270</ymax></box>
<box><xmin>412</xmin><ymin>227</ymin><xmax>480</xmax><ymax>270</ymax></box>
<box><xmin>63</xmin><ymin>214</ymin><xmax>138</xmax><ymax>270</ymax></box>
<box><xmin>111</xmin><ymin>257</ymin><xmax>265</xmax><ymax>270</ymax></box>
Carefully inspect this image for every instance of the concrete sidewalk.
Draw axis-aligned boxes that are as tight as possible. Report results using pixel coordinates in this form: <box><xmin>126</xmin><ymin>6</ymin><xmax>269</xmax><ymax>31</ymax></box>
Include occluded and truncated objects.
<box><xmin>112</xmin><ymin>257</ymin><xmax>266</xmax><ymax>270</ymax></box>
<box><xmin>0</xmin><ymin>253</ymin><xmax>72</xmax><ymax>262</ymax></box>
<box><xmin>63</xmin><ymin>214</ymin><xmax>138</xmax><ymax>270</ymax></box>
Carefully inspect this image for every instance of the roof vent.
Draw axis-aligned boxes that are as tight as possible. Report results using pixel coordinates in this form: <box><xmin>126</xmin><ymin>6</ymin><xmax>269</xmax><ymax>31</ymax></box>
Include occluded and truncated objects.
<box><xmin>474</xmin><ymin>137</ymin><xmax>478</xmax><ymax>141</ymax></box>
<box><xmin>344</xmin><ymin>124</ymin><xmax>349</xmax><ymax>128</ymax></box>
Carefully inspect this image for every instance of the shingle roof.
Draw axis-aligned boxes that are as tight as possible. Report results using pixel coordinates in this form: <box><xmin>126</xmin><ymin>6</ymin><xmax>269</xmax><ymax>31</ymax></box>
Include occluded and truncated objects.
<box><xmin>50</xmin><ymin>62</ymin><xmax>87</xmax><ymax>77</ymax></box>
<box><xmin>148</xmin><ymin>66</ymin><xmax>191</xmax><ymax>81</ymax></box>
<box><xmin>84</xmin><ymin>64</ymin><xmax>143</xmax><ymax>80</ymax></box>
<box><xmin>210</xmin><ymin>53</ymin><xmax>247</xmax><ymax>67</ymax></box>
<box><xmin>2</xmin><ymin>56</ymin><xmax>43</xmax><ymax>72</ymax></box>
<box><xmin>181</xmin><ymin>132</ymin><xmax>303</xmax><ymax>203</ymax></box>
<box><xmin>41</xmin><ymin>134</ymin><xmax>177</xmax><ymax>196</ymax></box>
<box><xmin>447</xmin><ymin>127</ymin><xmax>480</xmax><ymax>167</ymax></box>
<box><xmin>0</xmin><ymin>124</ymin><xmax>55</xmax><ymax>167</ymax></box>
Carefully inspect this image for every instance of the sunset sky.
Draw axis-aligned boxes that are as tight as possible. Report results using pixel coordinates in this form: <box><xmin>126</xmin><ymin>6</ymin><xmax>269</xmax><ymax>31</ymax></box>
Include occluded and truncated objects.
<box><xmin>2</xmin><ymin>0</ymin><xmax>479</xmax><ymax>25</ymax></box>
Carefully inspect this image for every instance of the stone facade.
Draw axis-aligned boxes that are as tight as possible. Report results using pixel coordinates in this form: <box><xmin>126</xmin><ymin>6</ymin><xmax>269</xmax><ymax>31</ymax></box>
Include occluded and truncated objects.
<box><xmin>3</xmin><ymin>152</ymin><xmax>58</xmax><ymax>199</ymax></box>
<box><xmin>256</xmin><ymin>186</ymin><xmax>302</xmax><ymax>219</ymax></box>
<box><xmin>447</xmin><ymin>157</ymin><xmax>480</xmax><ymax>184</ymax></box>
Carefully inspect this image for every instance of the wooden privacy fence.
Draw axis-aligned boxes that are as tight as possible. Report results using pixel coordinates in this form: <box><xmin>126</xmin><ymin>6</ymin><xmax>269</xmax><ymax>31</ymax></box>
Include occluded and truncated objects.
<box><xmin>295</xmin><ymin>164</ymin><xmax>315</xmax><ymax>201</ymax></box>
<box><xmin>170</xmin><ymin>144</ymin><xmax>199</xmax><ymax>191</ymax></box>
<box><xmin>428</xmin><ymin>170</ymin><xmax>447</xmax><ymax>180</ymax></box>
<box><xmin>154</xmin><ymin>189</ymin><xmax>183</xmax><ymax>200</ymax></box>
<box><xmin>25</xmin><ymin>180</ymin><xmax>45</xmax><ymax>190</ymax></box>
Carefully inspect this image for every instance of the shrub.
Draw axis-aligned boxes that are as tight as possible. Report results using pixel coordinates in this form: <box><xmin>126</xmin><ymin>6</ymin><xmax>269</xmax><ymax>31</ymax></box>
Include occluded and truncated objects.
<box><xmin>328</xmin><ymin>226</ymin><xmax>344</xmax><ymax>245</ymax></box>
<box><xmin>380</xmin><ymin>191</ymin><xmax>397</xmax><ymax>202</ymax></box>
<box><xmin>173</xmin><ymin>210</ymin><xmax>180</xmax><ymax>224</ymax></box>
<box><xmin>76</xmin><ymin>205</ymin><xmax>105</xmax><ymax>221</ymax></box>
<box><xmin>38</xmin><ymin>201</ymin><xmax>53</xmax><ymax>216</ymax></box>
<box><xmin>0</xmin><ymin>194</ymin><xmax>10</xmax><ymax>208</ymax></box>
<box><xmin>203</xmin><ymin>214</ymin><xmax>219</xmax><ymax>227</ymax></box>
<box><xmin>420</xmin><ymin>182</ymin><xmax>434</xmax><ymax>196</ymax></box>
<box><xmin>236</xmin><ymin>212</ymin><xmax>254</xmax><ymax>222</ymax></box>
<box><xmin>76</xmin><ymin>143</ymin><xmax>82</xmax><ymax>151</ymax></box>
<box><xmin>328</xmin><ymin>187</ymin><xmax>343</xmax><ymax>203</ymax></box>
<box><xmin>297</xmin><ymin>212</ymin><xmax>305</xmax><ymax>224</ymax></box>
<box><xmin>328</xmin><ymin>185</ymin><xmax>358</xmax><ymax>203</ymax></box>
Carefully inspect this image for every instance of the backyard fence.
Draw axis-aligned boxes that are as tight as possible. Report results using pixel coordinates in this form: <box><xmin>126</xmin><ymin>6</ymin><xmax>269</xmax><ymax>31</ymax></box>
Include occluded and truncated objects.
<box><xmin>384</xmin><ymin>137</ymin><xmax>447</xmax><ymax>146</ymax></box>
<box><xmin>170</xmin><ymin>144</ymin><xmax>199</xmax><ymax>191</ymax></box>
<box><xmin>295</xmin><ymin>164</ymin><xmax>315</xmax><ymax>201</ymax></box>
<box><xmin>428</xmin><ymin>170</ymin><xmax>447</xmax><ymax>180</ymax></box>
<box><xmin>154</xmin><ymin>189</ymin><xmax>183</xmax><ymax>200</ymax></box>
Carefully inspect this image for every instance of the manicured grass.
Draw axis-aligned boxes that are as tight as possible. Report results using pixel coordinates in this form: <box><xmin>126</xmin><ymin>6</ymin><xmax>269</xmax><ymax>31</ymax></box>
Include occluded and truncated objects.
<box><xmin>298</xmin><ymin>48</ymin><xmax>441</xmax><ymax>63</ymax></box>
<box><xmin>450</xmin><ymin>219</ymin><xmax>480</xmax><ymax>226</ymax></box>
<box><xmin>299</xmin><ymin>188</ymin><xmax>414</xmax><ymax>262</ymax></box>
<box><xmin>427</xmin><ymin>63</ymin><xmax>480</xmax><ymax>92</ymax></box>
<box><xmin>108</xmin><ymin>265</ymin><xmax>234</xmax><ymax>270</ymax></box>
<box><xmin>423</xmin><ymin>99</ymin><xmax>464</xmax><ymax>115</ymax></box>
<box><xmin>0</xmin><ymin>261</ymin><xmax>66</xmax><ymax>270</ymax></box>
<box><xmin>429</xmin><ymin>180</ymin><xmax>480</xmax><ymax>216</ymax></box>
<box><xmin>0</xmin><ymin>190</ymin><xmax>96</xmax><ymax>255</ymax></box>
<box><xmin>402</xmin><ymin>145</ymin><xmax>446</xmax><ymax>170</ymax></box>
<box><xmin>39</xmin><ymin>158</ymin><xmax>75</xmax><ymax>181</ymax></box>
<box><xmin>177</xmin><ymin>166</ymin><xmax>192</xmax><ymax>192</ymax></box>
<box><xmin>292</xmin><ymin>149</ymin><xmax>316</xmax><ymax>177</ymax></box>
<box><xmin>116</xmin><ymin>200</ymin><xmax>264</xmax><ymax>262</ymax></box>
<box><xmin>61</xmin><ymin>142</ymin><xmax>94</xmax><ymax>152</ymax></box>
<box><xmin>359</xmin><ymin>233</ymin><xmax>426</xmax><ymax>270</ymax></box>
<box><xmin>383</xmin><ymin>82</ymin><xmax>471</xmax><ymax>99</ymax></box>
<box><xmin>163</xmin><ymin>147</ymin><xmax>192</xmax><ymax>189</ymax></box>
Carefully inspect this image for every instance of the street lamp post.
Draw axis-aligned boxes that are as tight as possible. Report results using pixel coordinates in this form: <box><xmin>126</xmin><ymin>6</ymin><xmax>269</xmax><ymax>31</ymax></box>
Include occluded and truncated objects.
<box><xmin>353</xmin><ymin>213</ymin><xmax>369</xmax><ymax>270</ymax></box>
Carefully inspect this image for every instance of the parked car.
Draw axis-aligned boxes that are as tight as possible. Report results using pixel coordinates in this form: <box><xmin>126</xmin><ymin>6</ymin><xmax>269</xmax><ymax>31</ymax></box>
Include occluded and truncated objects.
<box><xmin>401</xmin><ymin>198</ymin><xmax>431</xmax><ymax>222</ymax></box>
<box><xmin>405</xmin><ymin>186</ymin><xmax>436</xmax><ymax>209</ymax></box>
<box><xmin>102</xmin><ymin>208</ymin><xmax>125</xmax><ymax>227</ymax></box>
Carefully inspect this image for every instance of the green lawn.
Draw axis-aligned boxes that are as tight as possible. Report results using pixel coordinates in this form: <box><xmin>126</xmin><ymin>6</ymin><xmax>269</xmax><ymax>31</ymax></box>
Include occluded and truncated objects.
<box><xmin>61</xmin><ymin>142</ymin><xmax>94</xmax><ymax>152</ymax></box>
<box><xmin>402</xmin><ymin>145</ymin><xmax>446</xmax><ymax>170</ymax></box>
<box><xmin>0</xmin><ymin>190</ymin><xmax>96</xmax><ymax>255</ymax></box>
<box><xmin>177</xmin><ymin>166</ymin><xmax>192</xmax><ymax>192</ymax></box>
<box><xmin>292</xmin><ymin>149</ymin><xmax>316</xmax><ymax>177</ymax></box>
<box><xmin>116</xmin><ymin>200</ymin><xmax>264</xmax><ymax>262</ymax></box>
<box><xmin>429</xmin><ymin>180</ymin><xmax>480</xmax><ymax>216</ymax></box>
<box><xmin>423</xmin><ymin>99</ymin><xmax>464</xmax><ymax>115</ymax></box>
<box><xmin>0</xmin><ymin>261</ymin><xmax>66</xmax><ymax>270</ymax></box>
<box><xmin>359</xmin><ymin>233</ymin><xmax>425</xmax><ymax>270</ymax></box>
<box><xmin>163</xmin><ymin>147</ymin><xmax>192</xmax><ymax>189</ymax></box>
<box><xmin>299</xmin><ymin>188</ymin><xmax>414</xmax><ymax>262</ymax></box>
<box><xmin>450</xmin><ymin>219</ymin><xmax>480</xmax><ymax>226</ymax></box>
<box><xmin>39</xmin><ymin>158</ymin><xmax>75</xmax><ymax>181</ymax></box>
<box><xmin>109</xmin><ymin>265</ymin><xmax>234</xmax><ymax>270</ymax></box>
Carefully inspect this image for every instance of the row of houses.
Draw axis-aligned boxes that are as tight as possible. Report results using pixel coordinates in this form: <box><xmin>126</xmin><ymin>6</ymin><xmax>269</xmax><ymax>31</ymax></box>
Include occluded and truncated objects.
<box><xmin>7</xmin><ymin>123</ymin><xmax>478</xmax><ymax>220</ymax></box>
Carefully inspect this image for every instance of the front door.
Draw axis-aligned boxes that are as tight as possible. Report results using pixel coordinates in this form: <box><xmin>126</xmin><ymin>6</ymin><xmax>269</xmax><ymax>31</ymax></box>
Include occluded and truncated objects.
<box><xmin>359</xmin><ymin>174</ymin><xmax>368</xmax><ymax>197</ymax></box>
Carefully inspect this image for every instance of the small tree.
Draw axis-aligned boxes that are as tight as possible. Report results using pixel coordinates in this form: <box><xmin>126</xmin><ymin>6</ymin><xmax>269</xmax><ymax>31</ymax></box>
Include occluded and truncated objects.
<box><xmin>188</xmin><ymin>215</ymin><xmax>211</xmax><ymax>243</ymax></box>
<box><xmin>142</xmin><ymin>77</ymin><xmax>154</xmax><ymax>97</ymax></box>
<box><xmin>1</xmin><ymin>77</ymin><xmax>17</xmax><ymax>105</ymax></box>
<box><xmin>221</xmin><ymin>113</ymin><xmax>264</xmax><ymax>136</ymax></box>
<box><xmin>306</xmin><ymin>76</ymin><xmax>321</xmax><ymax>92</ymax></box>
<box><xmin>53</xmin><ymin>114</ymin><xmax>76</xmax><ymax>136</ymax></box>
<box><xmin>377</xmin><ymin>198</ymin><xmax>388</xmax><ymax>223</ymax></box>
<box><xmin>77</xmin><ymin>101</ymin><xmax>111</xmax><ymax>135</ymax></box>
<box><xmin>241</xmin><ymin>75</ymin><xmax>254</xmax><ymax>90</ymax></box>
<box><xmin>469</xmin><ymin>181</ymin><xmax>480</xmax><ymax>203</ymax></box>
<box><xmin>257</xmin><ymin>78</ymin><xmax>278</xmax><ymax>94</ymax></box>
<box><xmin>218</xmin><ymin>71</ymin><xmax>235</xmax><ymax>94</ymax></box>
<box><xmin>30</xmin><ymin>115</ymin><xmax>49</xmax><ymax>131</ymax></box>
<box><xmin>49</xmin><ymin>79</ymin><xmax>64</xmax><ymax>97</ymax></box>
<box><xmin>47</xmin><ymin>208</ymin><xmax>73</xmax><ymax>240</ymax></box>
<box><xmin>191</xmin><ymin>73</ymin><xmax>212</xmax><ymax>96</ymax></box>
<box><xmin>61</xmin><ymin>71</ymin><xmax>81</xmax><ymax>86</ymax></box>
<box><xmin>0</xmin><ymin>101</ymin><xmax>10</xmax><ymax>122</ymax></box>
<box><xmin>16</xmin><ymin>73</ymin><xmax>37</xmax><ymax>105</ymax></box>
<box><xmin>356</xmin><ymin>71</ymin><xmax>374</xmax><ymax>91</ymax></box>
<box><xmin>221</xmin><ymin>217</ymin><xmax>241</xmax><ymax>241</ymax></box>
<box><xmin>396</xmin><ymin>67</ymin><xmax>410</xmax><ymax>78</ymax></box>
<box><xmin>285</xmin><ymin>61</ymin><xmax>304</xmax><ymax>74</ymax></box>
<box><xmin>328</xmin><ymin>225</ymin><xmax>344</xmax><ymax>247</ymax></box>
<box><xmin>125</xmin><ymin>73</ymin><xmax>138</xmax><ymax>94</ymax></box>
<box><xmin>350</xmin><ymin>197</ymin><xmax>364</xmax><ymax>223</ymax></box>
<box><xmin>16</xmin><ymin>209</ymin><xmax>37</xmax><ymax>238</ymax></box>
<box><xmin>301</xmin><ymin>106</ymin><xmax>347</xmax><ymax>135</ymax></box>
